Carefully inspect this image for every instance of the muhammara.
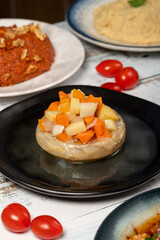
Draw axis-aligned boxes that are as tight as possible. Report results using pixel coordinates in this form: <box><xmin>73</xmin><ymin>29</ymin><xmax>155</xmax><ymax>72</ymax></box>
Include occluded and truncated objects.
<box><xmin>0</xmin><ymin>23</ymin><xmax>55</xmax><ymax>87</ymax></box>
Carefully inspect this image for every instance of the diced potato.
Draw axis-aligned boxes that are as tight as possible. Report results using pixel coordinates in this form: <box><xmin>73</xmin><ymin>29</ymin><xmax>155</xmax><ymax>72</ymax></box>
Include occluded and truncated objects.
<box><xmin>70</xmin><ymin>97</ymin><xmax>80</xmax><ymax>114</ymax></box>
<box><xmin>97</xmin><ymin>104</ymin><xmax>118</xmax><ymax>122</ymax></box>
<box><xmin>52</xmin><ymin>125</ymin><xmax>64</xmax><ymax>136</ymax></box>
<box><xmin>45</xmin><ymin>111</ymin><xmax>58</xmax><ymax>122</ymax></box>
<box><xmin>70</xmin><ymin>116</ymin><xmax>82</xmax><ymax>123</ymax></box>
<box><xmin>65</xmin><ymin>120</ymin><xmax>86</xmax><ymax>136</ymax></box>
<box><xmin>104</xmin><ymin>119</ymin><xmax>117</xmax><ymax>131</ymax></box>
<box><xmin>66</xmin><ymin>113</ymin><xmax>76</xmax><ymax>121</ymax></box>
<box><xmin>80</xmin><ymin>102</ymin><xmax>98</xmax><ymax>118</ymax></box>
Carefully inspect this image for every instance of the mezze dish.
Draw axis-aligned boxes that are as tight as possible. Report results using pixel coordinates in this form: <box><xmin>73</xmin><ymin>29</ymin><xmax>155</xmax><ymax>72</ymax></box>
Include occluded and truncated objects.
<box><xmin>36</xmin><ymin>89</ymin><xmax>126</xmax><ymax>161</ymax></box>
<box><xmin>127</xmin><ymin>214</ymin><xmax>160</xmax><ymax>240</ymax></box>
<box><xmin>93</xmin><ymin>0</ymin><xmax>160</xmax><ymax>44</ymax></box>
<box><xmin>0</xmin><ymin>23</ymin><xmax>55</xmax><ymax>87</ymax></box>
<box><xmin>94</xmin><ymin>188</ymin><xmax>160</xmax><ymax>240</ymax></box>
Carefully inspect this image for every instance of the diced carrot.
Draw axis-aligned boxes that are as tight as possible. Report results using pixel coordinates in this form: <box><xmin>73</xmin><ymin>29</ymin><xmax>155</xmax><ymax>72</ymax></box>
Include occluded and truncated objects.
<box><xmin>59</xmin><ymin>98</ymin><xmax>70</xmax><ymax>112</ymax></box>
<box><xmin>94</xmin><ymin>118</ymin><xmax>105</xmax><ymax>137</ymax></box>
<box><xmin>97</xmin><ymin>130</ymin><xmax>112</xmax><ymax>140</ymax></box>
<box><xmin>46</xmin><ymin>101</ymin><xmax>59</xmax><ymax>112</ymax></box>
<box><xmin>72</xmin><ymin>89</ymin><xmax>85</xmax><ymax>100</ymax></box>
<box><xmin>76</xmin><ymin>130</ymin><xmax>95</xmax><ymax>144</ymax></box>
<box><xmin>84</xmin><ymin>116</ymin><xmax>95</xmax><ymax>125</ymax></box>
<box><xmin>97</xmin><ymin>129</ymin><xmax>112</xmax><ymax>140</ymax></box>
<box><xmin>59</xmin><ymin>91</ymin><xmax>70</xmax><ymax>100</ymax></box>
<box><xmin>97</xmin><ymin>121</ymin><xmax>112</xmax><ymax>139</ymax></box>
<box><xmin>56</xmin><ymin>113</ymin><xmax>69</xmax><ymax>126</ymax></box>
<box><xmin>38</xmin><ymin>118</ymin><xmax>46</xmax><ymax>132</ymax></box>
<box><xmin>57</xmin><ymin>132</ymin><xmax>72</xmax><ymax>142</ymax></box>
<box><xmin>85</xmin><ymin>95</ymin><xmax>103</xmax><ymax>110</ymax></box>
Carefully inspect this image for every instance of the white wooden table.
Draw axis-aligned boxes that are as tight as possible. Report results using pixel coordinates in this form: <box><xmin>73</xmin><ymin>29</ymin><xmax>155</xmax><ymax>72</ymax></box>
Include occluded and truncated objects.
<box><xmin>0</xmin><ymin>21</ymin><xmax>160</xmax><ymax>240</ymax></box>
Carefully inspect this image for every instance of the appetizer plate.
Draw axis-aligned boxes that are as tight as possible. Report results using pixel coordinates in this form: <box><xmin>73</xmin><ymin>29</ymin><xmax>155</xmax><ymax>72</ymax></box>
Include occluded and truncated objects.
<box><xmin>94</xmin><ymin>187</ymin><xmax>160</xmax><ymax>240</ymax></box>
<box><xmin>0</xmin><ymin>19</ymin><xmax>85</xmax><ymax>97</ymax></box>
<box><xmin>66</xmin><ymin>0</ymin><xmax>160</xmax><ymax>52</ymax></box>
<box><xmin>0</xmin><ymin>85</ymin><xmax>160</xmax><ymax>198</ymax></box>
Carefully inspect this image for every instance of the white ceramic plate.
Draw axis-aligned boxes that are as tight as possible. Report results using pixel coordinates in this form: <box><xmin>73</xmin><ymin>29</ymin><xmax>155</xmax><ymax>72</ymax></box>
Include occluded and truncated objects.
<box><xmin>66</xmin><ymin>0</ymin><xmax>160</xmax><ymax>52</ymax></box>
<box><xmin>0</xmin><ymin>19</ymin><xmax>85</xmax><ymax>97</ymax></box>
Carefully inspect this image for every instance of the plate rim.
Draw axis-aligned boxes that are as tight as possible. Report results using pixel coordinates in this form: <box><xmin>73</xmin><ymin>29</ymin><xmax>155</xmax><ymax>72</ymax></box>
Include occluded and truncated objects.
<box><xmin>0</xmin><ymin>18</ymin><xmax>85</xmax><ymax>97</ymax></box>
<box><xmin>0</xmin><ymin>85</ymin><xmax>160</xmax><ymax>198</ymax></box>
<box><xmin>66</xmin><ymin>0</ymin><xmax>160</xmax><ymax>52</ymax></box>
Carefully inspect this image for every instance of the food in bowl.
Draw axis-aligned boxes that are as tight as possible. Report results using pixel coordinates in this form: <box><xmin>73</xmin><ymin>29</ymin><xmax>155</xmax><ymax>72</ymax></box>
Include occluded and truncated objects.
<box><xmin>0</xmin><ymin>23</ymin><xmax>55</xmax><ymax>87</ymax></box>
<box><xmin>127</xmin><ymin>213</ymin><xmax>160</xmax><ymax>240</ymax></box>
<box><xmin>93</xmin><ymin>0</ymin><xmax>160</xmax><ymax>44</ymax></box>
<box><xmin>36</xmin><ymin>89</ymin><xmax>126</xmax><ymax>162</ymax></box>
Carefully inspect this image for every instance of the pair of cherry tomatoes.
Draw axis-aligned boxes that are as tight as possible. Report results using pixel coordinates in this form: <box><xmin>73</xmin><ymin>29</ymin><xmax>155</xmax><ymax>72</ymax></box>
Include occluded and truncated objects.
<box><xmin>96</xmin><ymin>59</ymin><xmax>139</xmax><ymax>92</ymax></box>
<box><xmin>1</xmin><ymin>203</ymin><xmax>63</xmax><ymax>239</ymax></box>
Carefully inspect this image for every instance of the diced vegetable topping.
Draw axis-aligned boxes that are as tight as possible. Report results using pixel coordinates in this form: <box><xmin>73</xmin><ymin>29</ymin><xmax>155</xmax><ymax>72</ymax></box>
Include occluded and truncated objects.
<box><xmin>84</xmin><ymin>116</ymin><xmax>95</xmax><ymax>125</ymax></box>
<box><xmin>38</xmin><ymin>119</ymin><xmax>46</xmax><ymax>132</ymax></box>
<box><xmin>76</xmin><ymin>130</ymin><xmax>95</xmax><ymax>144</ymax></box>
<box><xmin>58</xmin><ymin>91</ymin><xmax>70</xmax><ymax>99</ymax></box>
<box><xmin>38</xmin><ymin>89</ymin><xmax>119</xmax><ymax>144</ymax></box>
<box><xmin>65</xmin><ymin>120</ymin><xmax>87</xmax><ymax>136</ymax></box>
<box><xmin>57</xmin><ymin>132</ymin><xmax>71</xmax><ymax>142</ymax></box>
<box><xmin>46</xmin><ymin>101</ymin><xmax>59</xmax><ymax>111</ymax></box>
<box><xmin>80</xmin><ymin>102</ymin><xmax>98</xmax><ymax>118</ymax></box>
<box><xmin>97</xmin><ymin>104</ymin><xmax>118</xmax><ymax>122</ymax></box>
<box><xmin>45</xmin><ymin>111</ymin><xmax>58</xmax><ymax>121</ymax></box>
<box><xmin>59</xmin><ymin>98</ymin><xmax>70</xmax><ymax>113</ymax></box>
<box><xmin>71</xmin><ymin>89</ymin><xmax>85</xmax><ymax>100</ymax></box>
<box><xmin>56</xmin><ymin>113</ymin><xmax>70</xmax><ymax>127</ymax></box>
<box><xmin>52</xmin><ymin>125</ymin><xmax>64</xmax><ymax>136</ymax></box>
<box><xmin>94</xmin><ymin>118</ymin><xmax>106</xmax><ymax>137</ymax></box>
<box><xmin>70</xmin><ymin>97</ymin><xmax>80</xmax><ymax>114</ymax></box>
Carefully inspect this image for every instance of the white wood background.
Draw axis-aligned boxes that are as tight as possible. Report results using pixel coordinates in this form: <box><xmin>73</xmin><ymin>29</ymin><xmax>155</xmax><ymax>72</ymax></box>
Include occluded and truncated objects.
<box><xmin>0</xmin><ymin>21</ymin><xmax>160</xmax><ymax>240</ymax></box>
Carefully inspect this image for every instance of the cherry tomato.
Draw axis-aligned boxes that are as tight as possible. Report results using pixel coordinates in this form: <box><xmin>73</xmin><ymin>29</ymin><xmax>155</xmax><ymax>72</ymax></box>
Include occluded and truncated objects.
<box><xmin>31</xmin><ymin>215</ymin><xmax>63</xmax><ymax>240</ymax></box>
<box><xmin>115</xmin><ymin>67</ymin><xmax>139</xmax><ymax>90</ymax></box>
<box><xmin>101</xmin><ymin>82</ymin><xmax>122</xmax><ymax>92</ymax></box>
<box><xmin>95</xmin><ymin>59</ymin><xmax>123</xmax><ymax>77</ymax></box>
<box><xmin>1</xmin><ymin>203</ymin><xmax>31</xmax><ymax>233</ymax></box>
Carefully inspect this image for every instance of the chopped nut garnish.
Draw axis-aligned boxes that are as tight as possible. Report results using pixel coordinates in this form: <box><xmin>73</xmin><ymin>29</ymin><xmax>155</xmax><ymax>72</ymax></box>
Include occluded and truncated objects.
<box><xmin>30</xmin><ymin>24</ymin><xmax>46</xmax><ymax>41</ymax></box>
<box><xmin>13</xmin><ymin>24</ymin><xmax>30</xmax><ymax>35</ymax></box>
<box><xmin>12</xmin><ymin>38</ymin><xmax>25</xmax><ymax>47</ymax></box>
<box><xmin>21</xmin><ymin>49</ymin><xmax>28</xmax><ymax>60</ymax></box>
<box><xmin>25</xmin><ymin>64</ymin><xmax>38</xmax><ymax>75</ymax></box>
<box><xmin>5</xmin><ymin>28</ymin><xmax>16</xmax><ymax>39</ymax></box>
<box><xmin>4</xmin><ymin>73</ymin><xmax>10</xmax><ymax>81</ymax></box>
<box><xmin>0</xmin><ymin>38</ymin><xmax>6</xmax><ymax>48</ymax></box>
<box><xmin>4</xmin><ymin>23</ymin><xmax>46</xmax><ymax>41</ymax></box>
<box><xmin>34</xmin><ymin>54</ymin><xmax>41</xmax><ymax>62</ymax></box>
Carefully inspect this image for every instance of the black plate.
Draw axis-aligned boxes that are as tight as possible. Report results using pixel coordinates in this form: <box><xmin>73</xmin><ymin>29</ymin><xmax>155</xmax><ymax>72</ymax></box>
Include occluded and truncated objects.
<box><xmin>0</xmin><ymin>85</ymin><xmax>160</xmax><ymax>198</ymax></box>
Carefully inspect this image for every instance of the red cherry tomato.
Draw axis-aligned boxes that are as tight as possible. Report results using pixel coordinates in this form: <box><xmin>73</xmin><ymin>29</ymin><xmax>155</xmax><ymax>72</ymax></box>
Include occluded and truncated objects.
<box><xmin>96</xmin><ymin>59</ymin><xmax>123</xmax><ymax>77</ymax></box>
<box><xmin>31</xmin><ymin>215</ymin><xmax>63</xmax><ymax>240</ymax></box>
<box><xmin>1</xmin><ymin>203</ymin><xmax>31</xmax><ymax>233</ymax></box>
<box><xmin>101</xmin><ymin>82</ymin><xmax>122</xmax><ymax>92</ymax></box>
<box><xmin>115</xmin><ymin>67</ymin><xmax>139</xmax><ymax>90</ymax></box>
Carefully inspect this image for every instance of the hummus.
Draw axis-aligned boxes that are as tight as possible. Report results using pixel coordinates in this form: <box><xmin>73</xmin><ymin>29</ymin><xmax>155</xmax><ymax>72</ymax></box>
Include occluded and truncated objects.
<box><xmin>93</xmin><ymin>0</ymin><xmax>160</xmax><ymax>44</ymax></box>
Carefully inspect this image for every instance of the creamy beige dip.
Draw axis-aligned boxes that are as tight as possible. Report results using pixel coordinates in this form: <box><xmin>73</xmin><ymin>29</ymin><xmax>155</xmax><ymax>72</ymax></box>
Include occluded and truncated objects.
<box><xmin>93</xmin><ymin>0</ymin><xmax>160</xmax><ymax>44</ymax></box>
